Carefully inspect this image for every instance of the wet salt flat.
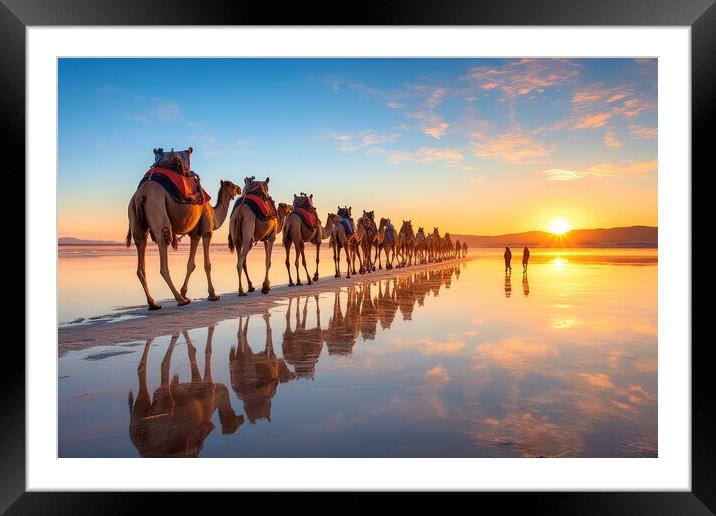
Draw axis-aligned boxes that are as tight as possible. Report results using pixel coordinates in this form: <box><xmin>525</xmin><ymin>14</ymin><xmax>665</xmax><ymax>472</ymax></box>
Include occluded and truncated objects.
<box><xmin>58</xmin><ymin>249</ymin><xmax>657</xmax><ymax>457</ymax></box>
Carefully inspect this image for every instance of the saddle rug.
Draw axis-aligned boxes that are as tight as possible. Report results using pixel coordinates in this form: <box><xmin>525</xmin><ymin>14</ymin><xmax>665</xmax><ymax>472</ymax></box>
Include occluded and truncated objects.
<box><xmin>232</xmin><ymin>193</ymin><xmax>277</xmax><ymax>220</ymax></box>
<box><xmin>139</xmin><ymin>167</ymin><xmax>211</xmax><ymax>205</ymax></box>
<box><xmin>385</xmin><ymin>226</ymin><xmax>395</xmax><ymax>245</ymax></box>
<box><xmin>294</xmin><ymin>206</ymin><xmax>319</xmax><ymax>229</ymax></box>
<box><xmin>340</xmin><ymin>217</ymin><xmax>354</xmax><ymax>236</ymax></box>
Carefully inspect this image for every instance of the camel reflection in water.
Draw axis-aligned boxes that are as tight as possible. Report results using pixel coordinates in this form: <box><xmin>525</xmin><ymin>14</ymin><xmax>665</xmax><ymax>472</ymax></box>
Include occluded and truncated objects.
<box><xmin>282</xmin><ymin>295</ymin><xmax>324</xmax><ymax>379</ymax></box>
<box><xmin>229</xmin><ymin>314</ymin><xmax>295</xmax><ymax>423</ymax></box>
<box><xmin>128</xmin><ymin>327</ymin><xmax>244</xmax><ymax>458</ymax></box>
<box><xmin>127</xmin><ymin>263</ymin><xmax>462</xmax><ymax>456</ymax></box>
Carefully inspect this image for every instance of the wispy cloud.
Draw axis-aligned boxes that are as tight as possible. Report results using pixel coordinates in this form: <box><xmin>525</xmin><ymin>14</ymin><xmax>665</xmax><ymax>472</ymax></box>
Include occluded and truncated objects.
<box><xmin>545</xmin><ymin>159</ymin><xmax>657</xmax><ymax>181</ymax></box>
<box><xmin>628</xmin><ymin>125</ymin><xmax>658</xmax><ymax>139</ymax></box>
<box><xmin>466</xmin><ymin>59</ymin><xmax>581</xmax><ymax>99</ymax></box>
<box><xmin>387</xmin><ymin>102</ymin><xmax>403</xmax><ymax>109</ymax></box>
<box><xmin>567</xmin><ymin>84</ymin><xmax>654</xmax><ymax>130</ymax></box>
<box><xmin>387</xmin><ymin>147</ymin><xmax>464</xmax><ymax>165</ymax></box>
<box><xmin>234</xmin><ymin>138</ymin><xmax>251</xmax><ymax>145</ymax></box>
<box><xmin>574</xmin><ymin>112</ymin><xmax>612</xmax><ymax>129</ymax></box>
<box><xmin>329</xmin><ymin>130</ymin><xmax>400</xmax><ymax>152</ymax></box>
<box><xmin>472</xmin><ymin>128</ymin><xmax>554</xmax><ymax>164</ymax></box>
<box><xmin>154</xmin><ymin>102</ymin><xmax>181</xmax><ymax>122</ymax></box>
<box><xmin>604</xmin><ymin>131</ymin><xmax>623</xmax><ymax>149</ymax></box>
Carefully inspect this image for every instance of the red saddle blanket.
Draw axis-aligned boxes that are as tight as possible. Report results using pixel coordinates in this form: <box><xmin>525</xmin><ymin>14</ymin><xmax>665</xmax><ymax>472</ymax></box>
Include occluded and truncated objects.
<box><xmin>294</xmin><ymin>206</ymin><xmax>319</xmax><ymax>229</ymax></box>
<box><xmin>232</xmin><ymin>193</ymin><xmax>277</xmax><ymax>220</ymax></box>
<box><xmin>141</xmin><ymin>167</ymin><xmax>211</xmax><ymax>205</ymax></box>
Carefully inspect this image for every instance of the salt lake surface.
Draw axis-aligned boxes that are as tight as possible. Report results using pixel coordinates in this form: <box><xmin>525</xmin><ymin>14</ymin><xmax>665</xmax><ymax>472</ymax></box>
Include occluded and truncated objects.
<box><xmin>58</xmin><ymin>247</ymin><xmax>657</xmax><ymax>457</ymax></box>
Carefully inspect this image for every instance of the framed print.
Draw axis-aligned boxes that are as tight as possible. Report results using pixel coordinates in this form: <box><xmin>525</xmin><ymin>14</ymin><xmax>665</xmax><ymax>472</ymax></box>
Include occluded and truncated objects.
<box><xmin>6</xmin><ymin>0</ymin><xmax>713</xmax><ymax>512</ymax></box>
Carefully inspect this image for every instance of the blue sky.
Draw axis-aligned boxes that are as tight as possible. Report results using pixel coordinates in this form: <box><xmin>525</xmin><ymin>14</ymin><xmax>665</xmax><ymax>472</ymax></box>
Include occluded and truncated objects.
<box><xmin>58</xmin><ymin>58</ymin><xmax>657</xmax><ymax>239</ymax></box>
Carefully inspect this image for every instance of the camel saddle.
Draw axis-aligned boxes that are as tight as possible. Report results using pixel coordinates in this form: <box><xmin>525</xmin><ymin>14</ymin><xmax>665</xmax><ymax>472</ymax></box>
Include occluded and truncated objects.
<box><xmin>139</xmin><ymin>167</ymin><xmax>211</xmax><ymax>205</ymax></box>
<box><xmin>153</xmin><ymin>148</ymin><xmax>192</xmax><ymax>176</ymax></box>
<box><xmin>385</xmin><ymin>225</ymin><xmax>395</xmax><ymax>245</ymax></box>
<box><xmin>232</xmin><ymin>193</ymin><xmax>277</xmax><ymax>220</ymax></box>
<box><xmin>340</xmin><ymin>217</ymin><xmax>354</xmax><ymax>236</ymax></box>
<box><xmin>294</xmin><ymin>206</ymin><xmax>319</xmax><ymax>229</ymax></box>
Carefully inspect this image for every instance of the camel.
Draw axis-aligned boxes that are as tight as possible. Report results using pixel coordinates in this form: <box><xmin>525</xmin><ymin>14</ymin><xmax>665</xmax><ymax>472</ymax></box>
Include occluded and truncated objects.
<box><xmin>356</xmin><ymin>210</ymin><xmax>379</xmax><ymax>273</ymax></box>
<box><xmin>375</xmin><ymin>217</ymin><xmax>397</xmax><ymax>270</ymax></box>
<box><xmin>128</xmin><ymin>328</ymin><xmax>244</xmax><ymax>457</ymax></box>
<box><xmin>428</xmin><ymin>227</ymin><xmax>441</xmax><ymax>263</ymax></box>
<box><xmin>282</xmin><ymin>295</ymin><xmax>324</xmax><ymax>379</ymax></box>
<box><xmin>454</xmin><ymin>239</ymin><xmax>462</xmax><ymax>260</ymax></box>
<box><xmin>443</xmin><ymin>233</ymin><xmax>454</xmax><ymax>261</ymax></box>
<box><xmin>229</xmin><ymin>314</ymin><xmax>295</xmax><ymax>423</ymax></box>
<box><xmin>462</xmin><ymin>242</ymin><xmax>468</xmax><ymax>258</ymax></box>
<box><xmin>375</xmin><ymin>279</ymin><xmax>398</xmax><ymax>331</ymax></box>
<box><xmin>228</xmin><ymin>176</ymin><xmax>291</xmax><ymax>296</ymax></box>
<box><xmin>282</xmin><ymin>193</ymin><xmax>336</xmax><ymax>286</ymax></box>
<box><xmin>324</xmin><ymin>288</ymin><xmax>361</xmax><ymax>355</ymax></box>
<box><xmin>358</xmin><ymin>283</ymin><xmax>378</xmax><ymax>341</ymax></box>
<box><xmin>126</xmin><ymin>148</ymin><xmax>241</xmax><ymax>309</ymax></box>
<box><xmin>396</xmin><ymin>220</ymin><xmax>415</xmax><ymax>267</ymax></box>
<box><xmin>415</xmin><ymin>227</ymin><xmax>427</xmax><ymax>264</ymax></box>
<box><xmin>329</xmin><ymin>207</ymin><xmax>364</xmax><ymax>278</ymax></box>
<box><xmin>174</xmin><ymin>180</ymin><xmax>242</xmax><ymax>301</ymax></box>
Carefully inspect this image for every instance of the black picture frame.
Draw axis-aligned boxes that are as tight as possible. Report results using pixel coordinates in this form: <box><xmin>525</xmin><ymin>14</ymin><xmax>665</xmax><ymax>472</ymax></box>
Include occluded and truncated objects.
<box><xmin>6</xmin><ymin>0</ymin><xmax>712</xmax><ymax>512</ymax></box>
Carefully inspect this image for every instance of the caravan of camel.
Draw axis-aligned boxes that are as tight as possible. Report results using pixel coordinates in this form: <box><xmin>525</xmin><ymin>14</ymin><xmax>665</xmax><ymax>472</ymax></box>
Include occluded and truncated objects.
<box><xmin>127</xmin><ymin>150</ymin><xmax>468</xmax><ymax>310</ymax></box>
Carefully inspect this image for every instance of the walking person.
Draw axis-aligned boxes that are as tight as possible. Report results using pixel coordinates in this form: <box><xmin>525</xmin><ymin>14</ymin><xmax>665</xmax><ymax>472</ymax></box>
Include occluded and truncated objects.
<box><xmin>504</xmin><ymin>246</ymin><xmax>512</xmax><ymax>273</ymax></box>
<box><xmin>522</xmin><ymin>246</ymin><xmax>530</xmax><ymax>273</ymax></box>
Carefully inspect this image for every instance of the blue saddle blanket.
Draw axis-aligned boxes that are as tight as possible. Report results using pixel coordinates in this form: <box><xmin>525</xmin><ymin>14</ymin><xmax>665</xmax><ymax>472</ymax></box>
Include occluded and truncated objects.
<box><xmin>385</xmin><ymin>227</ymin><xmax>395</xmax><ymax>245</ymax></box>
<box><xmin>340</xmin><ymin>218</ymin><xmax>354</xmax><ymax>236</ymax></box>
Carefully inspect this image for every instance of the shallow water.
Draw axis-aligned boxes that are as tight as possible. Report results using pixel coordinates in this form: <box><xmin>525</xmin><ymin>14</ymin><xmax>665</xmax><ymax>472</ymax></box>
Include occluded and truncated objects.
<box><xmin>58</xmin><ymin>250</ymin><xmax>657</xmax><ymax>458</ymax></box>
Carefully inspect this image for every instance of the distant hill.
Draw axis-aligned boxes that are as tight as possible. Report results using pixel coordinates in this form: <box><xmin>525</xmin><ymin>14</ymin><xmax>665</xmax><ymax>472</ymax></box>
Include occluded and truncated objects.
<box><xmin>58</xmin><ymin>237</ymin><xmax>124</xmax><ymax>246</ymax></box>
<box><xmin>452</xmin><ymin>226</ymin><xmax>657</xmax><ymax>248</ymax></box>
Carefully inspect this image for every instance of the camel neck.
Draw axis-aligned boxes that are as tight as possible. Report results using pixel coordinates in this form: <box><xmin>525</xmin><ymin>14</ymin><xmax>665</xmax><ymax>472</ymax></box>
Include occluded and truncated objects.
<box><xmin>212</xmin><ymin>188</ymin><xmax>233</xmax><ymax>230</ymax></box>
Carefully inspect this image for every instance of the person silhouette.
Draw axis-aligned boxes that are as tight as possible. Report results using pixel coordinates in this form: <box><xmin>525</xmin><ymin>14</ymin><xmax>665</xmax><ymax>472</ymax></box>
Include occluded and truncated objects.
<box><xmin>522</xmin><ymin>272</ymin><xmax>530</xmax><ymax>297</ymax></box>
<box><xmin>504</xmin><ymin>246</ymin><xmax>512</xmax><ymax>273</ymax></box>
<box><xmin>504</xmin><ymin>271</ymin><xmax>512</xmax><ymax>298</ymax></box>
<box><xmin>522</xmin><ymin>246</ymin><xmax>530</xmax><ymax>273</ymax></box>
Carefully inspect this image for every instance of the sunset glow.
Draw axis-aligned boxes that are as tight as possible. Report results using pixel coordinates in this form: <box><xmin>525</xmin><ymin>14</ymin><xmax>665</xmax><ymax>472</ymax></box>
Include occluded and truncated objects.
<box><xmin>549</xmin><ymin>218</ymin><xmax>571</xmax><ymax>235</ymax></box>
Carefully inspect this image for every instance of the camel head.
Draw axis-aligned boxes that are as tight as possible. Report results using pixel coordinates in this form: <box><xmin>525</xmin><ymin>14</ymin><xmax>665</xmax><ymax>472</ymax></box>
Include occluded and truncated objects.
<box><xmin>417</xmin><ymin>227</ymin><xmax>425</xmax><ymax>236</ymax></box>
<box><xmin>379</xmin><ymin>217</ymin><xmax>389</xmax><ymax>229</ymax></box>
<box><xmin>220</xmin><ymin>180</ymin><xmax>241</xmax><ymax>199</ymax></box>
<box><xmin>337</xmin><ymin>206</ymin><xmax>352</xmax><ymax>219</ymax></box>
<box><xmin>363</xmin><ymin>210</ymin><xmax>375</xmax><ymax>221</ymax></box>
<box><xmin>277</xmin><ymin>202</ymin><xmax>292</xmax><ymax>218</ymax></box>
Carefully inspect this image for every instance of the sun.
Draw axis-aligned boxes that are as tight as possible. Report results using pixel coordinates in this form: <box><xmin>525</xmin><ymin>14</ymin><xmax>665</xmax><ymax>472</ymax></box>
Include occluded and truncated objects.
<box><xmin>549</xmin><ymin>218</ymin><xmax>571</xmax><ymax>235</ymax></box>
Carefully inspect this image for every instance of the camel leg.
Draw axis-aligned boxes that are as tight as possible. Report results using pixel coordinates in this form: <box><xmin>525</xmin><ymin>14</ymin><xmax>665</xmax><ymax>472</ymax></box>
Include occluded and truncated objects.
<box><xmin>261</xmin><ymin>239</ymin><xmax>273</xmax><ymax>294</ymax></box>
<box><xmin>161</xmin><ymin>333</ymin><xmax>179</xmax><ymax>387</ymax></box>
<box><xmin>243</xmin><ymin>261</ymin><xmax>255</xmax><ymax>292</ymax></box>
<box><xmin>294</xmin><ymin>240</ymin><xmax>302</xmax><ymax>286</ymax></box>
<box><xmin>157</xmin><ymin>240</ymin><xmax>190</xmax><ymax>306</ymax></box>
<box><xmin>285</xmin><ymin>237</ymin><xmax>294</xmax><ymax>286</ymax></box>
<box><xmin>236</xmin><ymin>238</ymin><xmax>252</xmax><ymax>296</ymax></box>
<box><xmin>236</xmin><ymin>218</ymin><xmax>255</xmax><ymax>296</ymax></box>
<box><xmin>204</xmin><ymin>325</ymin><xmax>214</xmax><ymax>383</ymax></box>
<box><xmin>130</xmin><ymin>338</ymin><xmax>154</xmax><ymax>415</ymax></box>
<box><xmin>333</xmin><ymin>242</ymin><xmax>341</xmax><ymax>278</ymax></box>
<box><xmin>182</xmin><ymin>330</ymin><xmax>201</xmax><ymax>383</ymax></box>
<box><xmin>199</xmin><ymin>234</ymin><xmax>220</xmax><ymax>301</ymax></box>
<box><xmin>345</xmin><ymin>244</ymin><xmax>352</xmax><ymax>279</ymax></box>
<box><xmin>134</xmin><ymin>235</ymin><xmax>161</xmax><ymax>310</ymax></box>
<box><xmin>313</xmin><ymin>242</ymin><xmax>320</xmax><ymax>282</ymax></box>
<box><xmin>180</xmin><ymin>235</ymin><xmax>200</xmax><ymax>299</ymax></box>
<box><xmin>300</xmin><ymin>241</ymin><xmax>312</xmax><ymax>285</ymax></box>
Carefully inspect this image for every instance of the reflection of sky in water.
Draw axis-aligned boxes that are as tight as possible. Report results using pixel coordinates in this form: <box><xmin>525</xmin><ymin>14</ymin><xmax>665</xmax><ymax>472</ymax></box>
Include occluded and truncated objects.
<box><xmin>58</xmin><ymin>250</ymin><xmax>657</xmax><ymax>458</ymax></box>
